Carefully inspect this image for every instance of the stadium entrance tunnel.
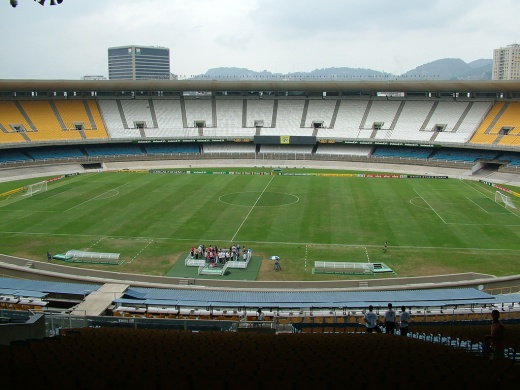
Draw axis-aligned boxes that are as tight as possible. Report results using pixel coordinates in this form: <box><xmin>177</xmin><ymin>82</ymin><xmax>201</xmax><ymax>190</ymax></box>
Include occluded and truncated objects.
<box><xmin>81</xmin><ymin>162</ymin><xmax>103</xmax><ymax>170</ymax></box>
<box><xmin>471</xmin><ymin>161</ymin><xmax>505</xmax><ymax>177</ymax></box>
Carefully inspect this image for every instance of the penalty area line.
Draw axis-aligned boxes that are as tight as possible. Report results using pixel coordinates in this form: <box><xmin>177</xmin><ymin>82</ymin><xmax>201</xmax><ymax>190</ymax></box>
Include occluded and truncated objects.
<box><xmin>64</xmin><ymin>183</ymin><xmax>127</xmax><ymax>212</ymax></box>
<box><xmin>129</xmin><ymin>239</ymin><xmax>155</xmax><ymax>264</ymax></box>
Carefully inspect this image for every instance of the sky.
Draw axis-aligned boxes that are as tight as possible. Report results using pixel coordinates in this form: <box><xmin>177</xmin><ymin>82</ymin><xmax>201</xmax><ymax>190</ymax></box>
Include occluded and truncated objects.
<box><xmin>1</xmin><ymin>0</ymin><xmax>519</xmax><ymax>80</ymax></box>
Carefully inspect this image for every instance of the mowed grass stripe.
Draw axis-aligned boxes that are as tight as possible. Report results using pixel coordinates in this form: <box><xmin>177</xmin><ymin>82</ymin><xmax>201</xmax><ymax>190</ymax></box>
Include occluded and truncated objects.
<box><xmin>2</xmin><ymin>172</ymin><xmax>520</xmax><ymax>251</ymax></box>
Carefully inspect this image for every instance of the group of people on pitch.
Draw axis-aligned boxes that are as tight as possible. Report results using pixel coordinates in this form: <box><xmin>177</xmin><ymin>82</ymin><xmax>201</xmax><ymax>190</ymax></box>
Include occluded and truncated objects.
<box><xmin>190</xmin><ymin>244</ymin><xmax>248</xmax><ymax>264</ymax></box>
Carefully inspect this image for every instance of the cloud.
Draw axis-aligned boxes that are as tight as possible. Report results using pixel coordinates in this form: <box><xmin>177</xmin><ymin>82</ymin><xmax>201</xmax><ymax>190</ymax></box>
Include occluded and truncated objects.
<box><xmin>1</xmin><ymin>0</ymin><xmax>520</xmax><ymax>78</ymax></box>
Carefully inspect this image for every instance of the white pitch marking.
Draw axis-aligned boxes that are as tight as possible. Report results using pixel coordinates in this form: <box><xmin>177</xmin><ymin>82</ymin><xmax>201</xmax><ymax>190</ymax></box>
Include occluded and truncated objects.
<box><xmin>64</xmin><ymin>183</ymin><xmax>127</xmax><ymax>212</ymax></box>
<box><xmin>231</xmin><ymin>176</ymin><xmax>274</xmax><ymax>242</ymax></box>
<box><xmin>465</xmin><ymin>197</ymin><xmax>489</xmax><ymax>213</ymax></box>
<box><xmin>413</xmin><ymin>188</ymin><xmax>447</xmax><ymax>224</ymax></box>
<box><xmin>129</xmin><ymin>239</ymin><xmax>154</xmax><ymax>264</ymax></box>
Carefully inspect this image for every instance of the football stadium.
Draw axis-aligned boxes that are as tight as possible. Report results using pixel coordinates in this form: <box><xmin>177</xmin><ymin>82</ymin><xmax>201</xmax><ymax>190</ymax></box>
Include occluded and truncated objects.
<box><xmin>1</xmin><ymin>78</ymin><xmax>520</xmax><ymax>386</ymax></box>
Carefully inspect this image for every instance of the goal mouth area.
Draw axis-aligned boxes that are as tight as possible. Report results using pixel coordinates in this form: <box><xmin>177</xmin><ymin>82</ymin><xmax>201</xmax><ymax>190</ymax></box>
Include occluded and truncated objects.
<box><xmin>495</xmin><ymin>190</ymin><xmax>517</xmax><ymax>209</ymax></box>
<box><xmin>23</xmin><ymin>180</ymin><xmax>48</xmax><ymax>197</ymax></box>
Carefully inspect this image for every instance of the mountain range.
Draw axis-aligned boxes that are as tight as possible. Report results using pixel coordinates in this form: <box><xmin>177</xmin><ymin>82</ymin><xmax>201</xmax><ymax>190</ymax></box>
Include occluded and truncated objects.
<box><xmin>197</xmin><ymin>58</ymin><xmax>493</xmax><ymax>81</ymax></box>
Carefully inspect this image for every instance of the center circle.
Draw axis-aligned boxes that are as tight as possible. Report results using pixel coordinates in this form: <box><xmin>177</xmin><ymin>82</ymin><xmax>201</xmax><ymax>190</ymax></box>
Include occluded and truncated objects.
<box><xmin>219</xmin><ymin>191</ymin><xmax>299</xmax><ymax>207</ymax></box>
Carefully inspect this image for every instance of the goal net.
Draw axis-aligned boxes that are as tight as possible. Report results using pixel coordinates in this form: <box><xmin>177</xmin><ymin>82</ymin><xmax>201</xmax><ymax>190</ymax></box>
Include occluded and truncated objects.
<box><xmin>23</xmin><ymin>181</ymin><xmax>47</xmax><ymax>197</ymax></box>
<box><xmin>495</xmin><ymin>191</ymin><xmax>517</xmax><ymax>209</ymax></box>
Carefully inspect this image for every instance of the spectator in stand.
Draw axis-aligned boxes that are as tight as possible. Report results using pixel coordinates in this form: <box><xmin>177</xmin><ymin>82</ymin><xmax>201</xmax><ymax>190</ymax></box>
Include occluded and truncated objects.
<box><xmin>483</xmin><ymin>309</ymin><xmax>505</xmax><ymax>360</ymax></box>
<box><xmin>399</xmin><ymin>306</ymin><xmax>410</xmax><ymax>337</ymax></box>
<box><xmin>364</xmin><ymin>305</ymin><xmax>381</xmax><ymax>333</ymax></box>
<box><xmin>257</xmin><ymin>308</ymin><xmax>265</xmax><ymax>321</ymax></box>
<box><xmin>384</xmin><ymin>303</ymin><xmax>396</xmax><ymax>334</ymax></box>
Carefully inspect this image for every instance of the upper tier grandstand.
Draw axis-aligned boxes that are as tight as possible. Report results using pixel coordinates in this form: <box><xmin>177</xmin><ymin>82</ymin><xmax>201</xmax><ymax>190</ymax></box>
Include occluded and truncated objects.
<box><xmin>0</xmin><ymin>80</ymin><xmax>519</xmax><ymax>159</ymax></box>
<box><xmin>0</xmin><ymin>96</ymin><xmax>509</xmax><ymax>143</ymax></box>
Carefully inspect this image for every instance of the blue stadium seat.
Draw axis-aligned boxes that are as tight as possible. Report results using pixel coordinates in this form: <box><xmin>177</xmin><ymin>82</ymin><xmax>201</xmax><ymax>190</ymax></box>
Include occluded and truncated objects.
<box><xmin>0</xmin><ymin>150</ymin><xmax>32</xmax><ymax>163</ymax></box>
<box><xmin>144</xmin><ymin>143</ymin><xmax>199</xmax><ymax>154</ymax></box>
<box><xmin>372</xmin><ymin>146</ymin><xmax>433</xmax><ymax>159</ymax></box>
<box><xmin>84</xmin><ymin>145</ymin><xmax>144</xmax><ymax>157</ymax></box>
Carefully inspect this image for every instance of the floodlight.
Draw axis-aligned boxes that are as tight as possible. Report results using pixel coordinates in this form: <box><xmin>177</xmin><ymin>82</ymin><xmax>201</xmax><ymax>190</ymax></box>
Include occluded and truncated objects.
<box><xmin>50</xmin><ymin>0</ymin><xmax>63</xmax><ymax>4</ymax></box>
<box><xmin>10</xmin><ymin>0</ymin><xmax>18</xmax><ymax>7</ymax></box>
<box><xmin>34</xmin><ymin>0</ymin><xmax>45</xmax><ymax>5</ymax></box>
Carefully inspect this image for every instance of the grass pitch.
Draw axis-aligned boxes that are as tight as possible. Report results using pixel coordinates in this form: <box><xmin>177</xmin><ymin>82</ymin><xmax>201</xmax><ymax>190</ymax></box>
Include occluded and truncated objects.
<box><xmin>1</xmin><ymin>169</ymin><xmax>519</xmax><ymax>280</ymax></box>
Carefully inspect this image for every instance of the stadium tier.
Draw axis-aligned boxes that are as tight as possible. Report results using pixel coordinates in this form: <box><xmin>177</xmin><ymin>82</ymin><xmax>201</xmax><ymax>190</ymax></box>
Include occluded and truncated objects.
<box><xmin>0</xmin><ymin>100</ymin><xmax>108</xmax><ymax>143</ymax></box>
<box><xmin>0</xmin><ymin>101</ymin><xmax>33</xmax><ymax>144</ymax></box>
<box><xmin>470</xmin><ymin>101</ymin><xmax>520</xmax><ymax>146</ymax></box>
<box><xmin>0</xmin><ymin>327</ymin><xmax>518</xmax><ymax>387</ymax></box>
<box><xmin>0</xmin><ymin>95</ymin><xmax>518</xmax><ymax>151</ymax></box>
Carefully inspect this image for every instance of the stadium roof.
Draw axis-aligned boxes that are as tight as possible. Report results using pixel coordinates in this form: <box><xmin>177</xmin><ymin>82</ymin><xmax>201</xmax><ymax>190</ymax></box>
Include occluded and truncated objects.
<box><xmin>119</xmin><ymin>287</ymin><xmax>499</xmax><ymax>309</ymax></box>
<box><xmin>0</xmin><ymin>277</ymin><xmax>100</xmax><ymax>297</ymax></box>
<box><xmin>2</xmin><ymin>79</ymin><xmax>520</xmax><ymax>94</ymax></box>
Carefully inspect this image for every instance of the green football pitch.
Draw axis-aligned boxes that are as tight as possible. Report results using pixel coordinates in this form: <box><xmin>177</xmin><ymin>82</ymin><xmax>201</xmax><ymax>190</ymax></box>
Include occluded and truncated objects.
<box><xmin>1</xmin><ymin>169</ymin><xmax>520</xmax><ymax>280</ymax></box>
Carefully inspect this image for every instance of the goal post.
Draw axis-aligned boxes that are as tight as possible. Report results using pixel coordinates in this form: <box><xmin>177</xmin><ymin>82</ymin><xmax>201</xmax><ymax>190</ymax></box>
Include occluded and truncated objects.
<box><xmin>23</xmin><ymin>180</ymin><xmax>48</xmax><ymax>197</ymax></box>
<box><xmin>495</xmin><ymin>191</ymin><xmax>517</xmax><ymax>209</ymax></box>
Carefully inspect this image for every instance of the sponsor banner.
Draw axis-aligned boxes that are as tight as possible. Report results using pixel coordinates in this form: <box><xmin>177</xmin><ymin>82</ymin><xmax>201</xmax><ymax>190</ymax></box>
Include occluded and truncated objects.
<box><xmin>480</xmin><ymin>180</ymin><xmax>520</xmax><ymax>198</ymax></box>
<box><xmin>317</xmin><ymin>173</ymin><xmax>357</xmax><ymax>177</ymax></box>
<box><xmin>117</xmin><ymin>169</ymin><xmax>148</xmax><ymax>173</ymax></box>
<box><xmin>65</xmin><ymin>173</ymin><xmax>79</xmax><ymax>177</ymax></box>
<box><xmin>136</xmin><ymin>139</ymin><xmax>226</xmax><ymax>143</ymax></box>
<box><xmin>360</xmin><ymin>174</ymin><xmax>406</xmax><ymax>178</ymax></box>
<box><xmin>279</xmin><ymin>173</ymin><xmax>315</xmax><ymax>176</ymax></box>
<box><xmin>280</xmin><ymin>135</ymin><xmax>290</xmax><ymax>144</ymax></box>
<box><xmin>344</xmin><ymin>140</ymin><xmax>438</xmax><ymax>148</ymax></box>
<box><xmin>149</xmin><ymin>170</ymin><xmax>190</xmax><ymax>174</ymax></box>
<box><xmin>46</xmin><ymin>176</ymin><xmax>65</xmax><ymax>183</ymax></box>
<box><xmin>407</xmin><ymin>175</ymin><xmax>448</xmax><ymax>179</ymax></box>
<box><xmin>149</xmin><ymin>169</ymin><xmax>272</xmax><ymax>175</ymax></box>
<box><xmin>0</xmin><ymin>187</ymin><xmax>25</xmax><ymax>197</ymax></box>
<box><xmin>254</xmin><ymin>135</ymin><xmax>317</xmax><ymax>145</ymax></box>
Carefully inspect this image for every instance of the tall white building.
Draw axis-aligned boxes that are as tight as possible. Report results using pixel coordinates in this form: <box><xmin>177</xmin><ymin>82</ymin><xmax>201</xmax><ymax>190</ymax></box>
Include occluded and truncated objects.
<box><xmin>492</xmin><ymin>44</ymin><xmax>520</xmax><ymax>80</ymax></box>
<box><xmin>108</xmin><ymin>45</ymin><xmax>170</xmax><ymax>80</ymax></box>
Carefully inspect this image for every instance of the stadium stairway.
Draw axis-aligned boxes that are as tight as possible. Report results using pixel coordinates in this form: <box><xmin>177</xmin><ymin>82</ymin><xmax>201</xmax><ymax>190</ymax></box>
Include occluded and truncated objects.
<box><xmin>70</xmin><ymin>284</ymin><xmax>129</xmax><ymax>317</ymax></box>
